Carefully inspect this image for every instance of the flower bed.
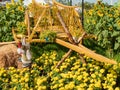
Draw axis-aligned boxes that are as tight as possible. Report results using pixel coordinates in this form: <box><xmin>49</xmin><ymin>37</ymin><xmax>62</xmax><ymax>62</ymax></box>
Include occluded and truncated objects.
<box><xmin>0</xmin><ymin>50</ymin><xmax>120</xmax><ymax>90</ymax></box>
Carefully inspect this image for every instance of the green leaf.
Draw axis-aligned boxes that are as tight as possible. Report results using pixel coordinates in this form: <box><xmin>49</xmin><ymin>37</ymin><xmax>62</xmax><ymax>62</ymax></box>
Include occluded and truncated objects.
<box><xmin>111</xmin><ymin>31</ymin><xmax>120</xmax><ymax>37</ymax></box>
<box><xmin>114</xmin><ymin>53</ymin><xmax>120</xmax><ymax>62</ymax></box>
<box><xmin>102</xmin><ymin>30</ymin><xmax>108</xmax><ymax>37</ymax></box>
<box><xmin>117</xmin><ymin>37</ymin><xmax>120</xmax><ymax>43</ymax></box>
<box><xmin>114</xmin><ymin>42</ymin><xmax>119</xmax><ymax>50</ymax></box>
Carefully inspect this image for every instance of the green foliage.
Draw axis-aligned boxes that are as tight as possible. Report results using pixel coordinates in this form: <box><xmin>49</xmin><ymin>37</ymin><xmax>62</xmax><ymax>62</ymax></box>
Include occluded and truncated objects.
<box><xmin>40</xmin><ymin>30</ymin><xmax>57</xmax><ymax>42</ymax></box>
<box><xmin>84</xmin><ymin>1</ymin><xmax>120</xmax><ymax>61</ymax></box>
<box><xmin>0</xmin><ymin>1</ymin><xmax>25</xmax><ymax>42</ymax></box>
<box><xmin>31</xmin><ymin>43</ymin><xmax>68</xmax><ymax>60</ymax></box>
<box><xmin>16</xmin><ymin>22</ymin><xmax>27</xmax><ymax>34</ymax></box>
<box><xmin>79</xmin><ymin>1</ymin><xmax>94</xmax><ymax>10</ymax></box>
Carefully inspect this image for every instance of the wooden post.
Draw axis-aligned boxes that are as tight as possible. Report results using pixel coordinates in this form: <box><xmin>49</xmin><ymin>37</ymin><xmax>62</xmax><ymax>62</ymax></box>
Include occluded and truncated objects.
<box><xmin>55</xmin><ymin>11</ymin><xmax>86</xmax><ymax>68</ymax></box>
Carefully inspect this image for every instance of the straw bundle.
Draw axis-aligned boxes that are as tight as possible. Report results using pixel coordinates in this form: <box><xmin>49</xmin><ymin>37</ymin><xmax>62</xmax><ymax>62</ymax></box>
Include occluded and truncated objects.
<box><xmin>0</xmin><ymin>44</ymin><xmax>19</xmax><ymax>68</ymax></box>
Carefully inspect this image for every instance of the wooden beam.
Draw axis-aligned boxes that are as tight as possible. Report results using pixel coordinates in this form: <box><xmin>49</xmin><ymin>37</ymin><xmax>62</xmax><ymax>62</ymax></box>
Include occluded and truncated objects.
<box><xmin>55</xmin><ymin>38</ymin><xmax>117</xmax><ymax>64</ymax></box>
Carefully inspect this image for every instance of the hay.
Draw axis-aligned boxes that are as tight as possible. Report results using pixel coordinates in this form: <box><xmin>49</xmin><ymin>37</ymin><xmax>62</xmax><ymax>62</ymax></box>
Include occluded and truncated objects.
<box><xmin>0</xmin><ymin>44</ymin><xmax>20</xmax><ymax>68</ymax></box>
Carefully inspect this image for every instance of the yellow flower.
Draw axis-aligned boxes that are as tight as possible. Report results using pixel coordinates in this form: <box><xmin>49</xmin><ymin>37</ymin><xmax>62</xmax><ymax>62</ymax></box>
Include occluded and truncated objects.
<box><xmin>5</xmin><ymin>79</ymin><xmax>9</xmax><ymax>82</ymax></box>
<box><xmin>115</xmin><ymin>87</ymin><xmax>120</xmax><ymax>90</ymax></box>
<box><xmin>13</xmin><ymin>86</ymin><xmax>17</xmax><ymax>90</ymax></box>
<box><xmin>87</xmin><ymin>87</ymin><xmax>93</xmax><ymax>90</ymax></box>
<box><xmin>83</xmin><ymin>78</ymin><xmax>88</xmax><ymax>82</ymax></box>
<box><xmin>89</xmin><ymin>10</ymin><xmax>93</xmax><ymax>15</ymax></box>
<box><xmin>100</xmin><ymin>69</ymin><xmax>105</xmax><ymax>73</ymax></box>
<box><xmin>11</xmin><ymin>0</ymin><xmax>15</xmax><ymax>4</ymax></box>
<box><xmin>91</xmin><ymin>74</ymin><xmax>96</xmax><ymax>78</ymax></box>
<box><xmin>109</xmin><ymin>14</ymin><xmax>113</xmax><ymax>17</ymax></box>
<box><xmin>59</xmin><ymin>83</ymin><xmax>64</xmax><ymax>87</ymax></box>
<box><xmin>107</xmin><ymin>86</ymin><xmax>114</xmax><ymax>90</ymax></box>
<box><xmin>108</xmin><ymin>26</ymin><xmax>113</xmax><ymax>31</ymax></box>
<box><xmin>30</xmin><ymin>88</ymin><xmax>34</xmax><ymax>90</ymax></box>
<box><xmin>53</xmin><ymin>77</ymin><xmax>59</xmax><ymax>81</ymax></box>
<box><xmin>11</xmin><ymin>10</ymin><xmax>15</xmax><ymax>13</ymax></box>
<box><xmin>59</xmin><ymin>87</ymin><xmax>65</xmax><ymax>90</ymax></box>
<box><xmin>53</xmin><ymin>84</ymin><xmax>58</xmax><ymax>89</ymax></box>
<box><xmin>113</xmin><ymin>65</ymin><xmax>117</xmax><ymax>70</ymax></box>
<box><xmin>59</xmin><ymin>79</ymin><xmax>64</xmax><ymax>83</ymax></box>
<box><xmin>94</xmin><ymin>82</ymin><xmax>101</xmax><ymax>88</ymax></box>
<box><xmin>18</xmin><ymin>6</ymin><xmax>24</xmax><ymax>12</ymax></box>
<box><xmin>37</xmin><ymin>80</ymin><xmax>43</xmax><ymax>85</ymax></box>
<box><xmin>89</xmin><ymin>84</ymin><xmax>94</xmax><ymax>88</ymax></box>
<box><xmin>41</xmin><ymin>86</ymin><xmax>46</xmax><ymax>90</ymax></box>
<box><xmin>25</xmin><ymin>78</ymin><xmax>29</xmax><ymax>82</ymax></box>
<box><xmin>86</xmin><ymin>19</ymin><xmax>90</xmax><ymax>23</ymax></box>
<box><xmin>83</xmin><ymin>72</ymin><xmax>89</xmax><ymax>77</ymax></box>
<box><xmin>102</xmin><ymin>83</ymin><xmax>107</xmax><ymax>89</ymax></box>
<box><xmin>98</xmin><ymin>73</ymin><xmax>102</xmax><ymax>77</ymax></box>
<box><xmin>76</xmin><ymin>86</ymin><xmax>84</xmax><ymax>90</ymax></box>
<box><xmin>6</xmin><ymin>3</ymin><xmax>10</xmax><ymax>9</ymax></box>
<box><xmin>90</xmin><ymin>68</ymin><xmax>94</xmax><ymax>71</ymax></box>
<box><xmin>82</xmin><ymin>63</ymin><xmax>86</xmax><ymax>67</ymax></box>
<box><xmin>111</xmin><ymin>81</ymin><xmax>116</xmax><ymax>86</ymax></box>
<box><xmin>97</xmin><ymin>11</ymin><xmax>103</xmax><ymax>17</ymax></box>
<box><xmin>12</xmin><ymin>78</ymin><xmax>18</xmax><ymax>82</ymax></box>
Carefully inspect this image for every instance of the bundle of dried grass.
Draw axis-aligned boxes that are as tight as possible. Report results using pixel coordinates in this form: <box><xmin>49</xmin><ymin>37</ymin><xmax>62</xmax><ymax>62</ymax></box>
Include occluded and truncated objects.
<box><xmin>0</xmin><ymin>44</ymin><xmax>20</xmax><ymax>69</ymax></box>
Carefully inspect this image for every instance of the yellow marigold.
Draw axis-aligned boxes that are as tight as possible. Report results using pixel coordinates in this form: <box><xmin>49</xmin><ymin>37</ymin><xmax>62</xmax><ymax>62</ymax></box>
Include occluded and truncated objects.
<box><xmin>52</xmin><ymin>84</ymin><xmax>58</xmax><ymax>89</ymax></box>
<box><xmin>69</xmin><ymin>82</ymin><xmax>75</xmax><ymax>89</ymax></box>
<box><xmin>77</xmin><ymin>75</ymin><xmax>82</xmax><ymax>81</ymax></box>
<box><xmin>83</xmin><ymin>78</ymin><xmax>88</xmax><ymax>82</ymax></box>
<box><xmin>59</xmin><ymin>79</ymin><xmax>64</xmax><ymax>83</ymax></box>
<box><xmin>59</xmin><ymin>87</ymin><xmax>65</xmax><ymax>90</ymax></box>
<box><xmin>107</xmin><ymin>86</ymin><xmax>114</xmax><ymax>90</ymax></box>
<box><xmin>59</xmin><ymin>83</ymin><xmax>64</xmax><ymax>87</ymax></box>
<box><xmin>87</xmin><ymin>87</ymin><xmax>93</xmax><ymax>90</ymax></box>
<box><xmin>111</xmin><ymin>81</ymin><xmax>116</xmax><ymax>86</ymax></box>
<box><xmin>91</xmin><ymin>74</ymin><xmax>96</xmax><ymax>78</ymax></box>
<box><xmin>53</xmin><ymin>77</ymin><xmax>59</xmax><ymax>81</ymax></box>
<box><xmin>94</xmin><ymin>82</ymin><xmax>101</xmax><ymax>88</ymax></box>
<box><xmin>115</xmin><ymin>87</ymin><xmax>120</xmax><ymax>90</ymax></box>
<box><xmin>13</xmin><ymin>86</ymin><xmax>17</xmax><ymax>90</ymax></box>
<box><xmin>100</xmin><ymin>69</ymin><xmax>105</xmax><ymax>73</ymax></box>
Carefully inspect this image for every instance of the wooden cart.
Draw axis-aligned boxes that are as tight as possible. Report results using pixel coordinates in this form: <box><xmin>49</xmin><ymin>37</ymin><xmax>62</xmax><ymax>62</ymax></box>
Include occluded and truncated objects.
<box><xmin>12</xmin><ymin>0</ymin><xmax>117</xmax><ymax>67</ymax></box>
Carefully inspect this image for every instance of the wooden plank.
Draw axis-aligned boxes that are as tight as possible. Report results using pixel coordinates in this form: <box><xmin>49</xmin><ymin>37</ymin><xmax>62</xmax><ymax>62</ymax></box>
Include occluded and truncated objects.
<box><xmin>0</xmin><ymin>41</ymin><xmax>16</xmax><ymax>46</ymax></box>
<box><xmin>55</xmin><ymin>38</ymin><xmax>117</xmax><ymax>64</ymax></box>
<box><xmin>57</xmin><ymin>11</ymin><xmax>75</xmax><ymax>44</ymax></box>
